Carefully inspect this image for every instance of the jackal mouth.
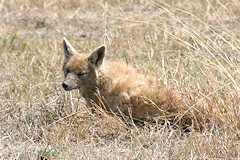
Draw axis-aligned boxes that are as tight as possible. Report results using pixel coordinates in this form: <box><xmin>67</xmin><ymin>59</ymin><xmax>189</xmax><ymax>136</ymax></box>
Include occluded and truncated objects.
<box><xmin>62</xmin><ymin>82</ymin><xmax>77</xmax><ymax>91</ymax></box>
<box><xmin>62</xmin><ymin>87</ymin><xmax>72</xmax><ymax>91</ymax></box>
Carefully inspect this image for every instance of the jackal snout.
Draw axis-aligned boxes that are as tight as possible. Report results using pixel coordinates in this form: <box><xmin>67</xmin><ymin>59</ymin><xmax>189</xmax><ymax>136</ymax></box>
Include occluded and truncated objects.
<box><xmin>62</xmin><ymin>72</ymin><xmax>82</xmax><ymax>91</ymax></box>
<box><xmin>62</xmin><ymin>82</ymin><xmax>77</xmax><ymax>91</ymax></box>
<box><xmin>62</xmin><ymin>80</ymin><xmax>74</xmax><ymax>91</ymax></box>
<box><xmin>62</xmin><ymin>82</ymin><xmax>68</xmax><ymax>90</ymax></box>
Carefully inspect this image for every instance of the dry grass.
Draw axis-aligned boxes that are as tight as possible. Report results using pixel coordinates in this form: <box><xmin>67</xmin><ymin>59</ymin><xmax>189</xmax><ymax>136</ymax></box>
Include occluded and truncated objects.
<box><xmin>0</xmin><ymin>0</ymin><xmax>240</xmax><ymax>159</ymax></box>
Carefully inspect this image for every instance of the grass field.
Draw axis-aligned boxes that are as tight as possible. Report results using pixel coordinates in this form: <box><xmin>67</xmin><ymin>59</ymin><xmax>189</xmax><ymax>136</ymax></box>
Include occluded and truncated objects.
<box><xmin>0</xmin><ymin>0</ymin><xmax>240</xmax><ymax>159</ymax></box>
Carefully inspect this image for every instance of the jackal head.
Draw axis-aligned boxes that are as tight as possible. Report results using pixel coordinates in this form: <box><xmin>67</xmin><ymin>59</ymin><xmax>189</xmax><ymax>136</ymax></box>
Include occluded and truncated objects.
<box><xmin>62</xmin><ymin>37</ymin><xmax>106</xmax><ymax>91</ymax></box>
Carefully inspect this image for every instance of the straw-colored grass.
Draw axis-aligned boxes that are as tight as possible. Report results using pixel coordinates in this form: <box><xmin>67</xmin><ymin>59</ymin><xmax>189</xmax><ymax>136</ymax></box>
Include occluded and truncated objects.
<box><xmin>0</xmin><ymin>0</ymin><xmax>240</xmax><ymax>159</ymax></box>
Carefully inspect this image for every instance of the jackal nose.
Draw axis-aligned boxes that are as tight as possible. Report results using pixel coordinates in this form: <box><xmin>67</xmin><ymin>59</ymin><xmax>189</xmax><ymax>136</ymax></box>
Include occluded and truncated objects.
<box><xmin>62</xmin><ymin>82</ymin><xmax>68</xmax><ymax>90</ymax></box>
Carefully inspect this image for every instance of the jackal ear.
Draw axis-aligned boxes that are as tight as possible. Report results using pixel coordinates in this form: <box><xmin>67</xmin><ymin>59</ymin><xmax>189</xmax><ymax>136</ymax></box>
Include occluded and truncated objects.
<box><xmin>63</xmin><ymin>37</ymin><xmax>75</xmax><ymax>61</ymax></box>
<box><xmin>88</xmin><ymin>45</ymin><xmax>106</xmax><ymax>67</ymax></box>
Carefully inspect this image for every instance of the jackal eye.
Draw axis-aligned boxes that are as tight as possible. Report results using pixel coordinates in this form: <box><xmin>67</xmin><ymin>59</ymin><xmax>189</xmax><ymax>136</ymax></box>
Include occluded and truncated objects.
<box><xmin>66</xmin><ymin>68</ymin><xmax>70</xmax><ymax>73</ymax></box>
<box><xmin>77</xmin><ymin>71</ymin><xmax>86</xmax><ymax>77</ymax></box>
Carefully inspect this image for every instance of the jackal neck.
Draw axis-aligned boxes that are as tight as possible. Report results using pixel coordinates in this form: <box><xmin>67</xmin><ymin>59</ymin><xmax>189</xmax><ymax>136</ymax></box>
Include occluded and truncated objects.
<box><xmin>82</xmin><ymin>66</ymin><xmax>100</xmax><ymax>96</ymax></box>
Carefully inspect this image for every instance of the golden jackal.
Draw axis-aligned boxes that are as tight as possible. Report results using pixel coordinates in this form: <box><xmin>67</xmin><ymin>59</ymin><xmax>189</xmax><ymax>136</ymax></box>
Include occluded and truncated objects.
<box><xmin>62</xmin><ymin>38</ymin><xmax>191</xmax><ymax>124</ymax></box>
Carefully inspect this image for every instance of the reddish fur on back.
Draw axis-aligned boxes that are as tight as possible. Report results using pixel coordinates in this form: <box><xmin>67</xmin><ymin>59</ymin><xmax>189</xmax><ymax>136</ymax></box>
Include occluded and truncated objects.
<box><xmin>96</xmin><ymin>60</ymin><xmax>186</xmax><ymax>122</ymax></box>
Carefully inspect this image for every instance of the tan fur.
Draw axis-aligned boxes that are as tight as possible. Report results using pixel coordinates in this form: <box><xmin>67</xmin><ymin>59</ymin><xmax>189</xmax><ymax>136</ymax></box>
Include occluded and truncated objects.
<box><xmin>62</xmin><ymin>38</ymin><xmax>190</xmax><ymax>124</ymax></box>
